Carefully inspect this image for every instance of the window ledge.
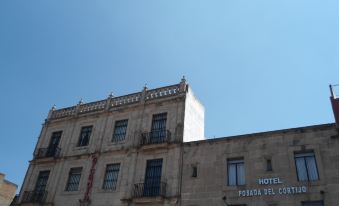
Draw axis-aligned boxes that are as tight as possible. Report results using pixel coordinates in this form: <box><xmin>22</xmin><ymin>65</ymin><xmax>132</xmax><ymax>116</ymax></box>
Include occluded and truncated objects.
<box><xmin>224</xmin><ymin>185</ymin><xmax>247</xmax><ymax>191</ymax></box>
<box><xmin>107</xmin><ymin>141</ymin><xmax>126</xmax><ymax>146</ymax></box>
<box><xmin>60</xmin><ymin>190</ymin><xmax>82</xmax><ymax>196</ymax></box>
<box><xmin>140</xmin><ymin>142</ymin><xmax>169</xmax><ymax>150</ymax></box>
<box><xmin>297</xmin><ymin>180</ymin><xmax>323</xmax><ymax>186</ymax></box>
<box><xmin>96</xmin><ymin>188</ymin><xmax>119</xmax><ymax>194</ymax></box>
<box><xmin>73</xmin><ymin>146</ymin><xmax>89</xmax><ymax>151</ymax></box>
<box><xmin>133</xmin><ymin>196</ymin><xmax>165</xmax><ymax>204</ymax></box>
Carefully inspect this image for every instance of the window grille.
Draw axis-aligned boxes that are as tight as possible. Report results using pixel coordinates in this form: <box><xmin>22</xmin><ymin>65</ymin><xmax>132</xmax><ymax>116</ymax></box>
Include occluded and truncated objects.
<box><xmin>102</xmin><ymin>163</ymin><xmax>120</xmax><ymax>190</ymax></box>
<box><xmin>78</xmin><ymin>126</ymin><xmax>92</xmax><ymax>147</ymax></box>
<box><xmin>35</xmin><ymin>171</ymin><xmax>50</xmax><ymax>192</ymax></box>
<box><xmin>150</xmin><ymin>113</ymin><xmax>167</xmax><ymax>143</ymax></box>
<box><xmin>144</xmin><ymin>159</ymin><xmax>163</xmax><ymax>197</ymax></box>
<box><xmin>112</xmin><ymin>120</ymin><xmax>128</xmax><ymax>142</ymax></box>
<box><xmin>26</xmin><ymin>171</ymin><xmax>50</xmax><ymax>202</ymax></box>
<box><xmin>65</xmin><ymin>167</ymin><xmax>82</xmax><ymax>191</ymax></box>
<box><xmin>46</xmin><ymin>131</ymin><xmax>62</xmax><ymax>157</ymax></box>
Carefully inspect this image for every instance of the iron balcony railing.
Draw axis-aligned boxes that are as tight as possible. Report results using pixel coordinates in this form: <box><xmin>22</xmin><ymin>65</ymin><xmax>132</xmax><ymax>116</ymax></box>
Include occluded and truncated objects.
<box><xmin>35</xmin><ymin>147</ymin><xmax>61</xmax><ymax>159</ymax></box>
<box><xmin>22</xmin><ymin>190</ymin><xmax>48</xmax><ymax>203</ymax></box>
<box><xmin>141</xmin><ymin>130</ymin><xmax>171</xmax><ymax>145</ymax></box>
<box><xmin>132</xmin><ymin>182</ymin><xmax>166</xmax><ymax>198</ymax></box>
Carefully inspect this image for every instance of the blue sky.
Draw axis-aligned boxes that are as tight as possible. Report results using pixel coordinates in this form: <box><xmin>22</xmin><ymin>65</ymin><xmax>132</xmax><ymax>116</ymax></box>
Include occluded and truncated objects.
<box><xmin>1</xmin><ymin>0</ymin><xmax>339</xmax><ymax>191</ymax></box>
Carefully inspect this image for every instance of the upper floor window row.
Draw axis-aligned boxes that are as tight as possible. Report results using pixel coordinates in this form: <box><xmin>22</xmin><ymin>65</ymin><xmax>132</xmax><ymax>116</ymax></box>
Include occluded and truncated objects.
<box><xmin>35</xmin><ymin>164</ymin><xmax>121</xmax><ymax>194</ymax></box>
<box><xmin>75</xmin><ymin>113</ymin><xmax>168</xmax><ymax>147</ymax></box>
<box><xmin>76</xmin><ymin>119</ymin><xmax>129</xmax><ymax>147</ymax></box>
<box><xmin>226</xmin><ymin>151</ymin><xmax>319</xmax><ymax>186</ymax></box>
<box><xmin>38</xmin><ymin>159</ymin><xmax>157</xmax><ymax>194</ymax></box>
<box><xmin>39</xmin><ymin>112</ymin><xmax>169</xmax><ymax>150</ymax></box>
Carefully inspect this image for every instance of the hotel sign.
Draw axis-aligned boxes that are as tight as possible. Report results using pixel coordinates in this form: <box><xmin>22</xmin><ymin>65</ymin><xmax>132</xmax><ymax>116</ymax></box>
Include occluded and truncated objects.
<box><xmin>238</xmin><ymin>177</ymin><xmax>307</xmax><ymax>197</ymax></box>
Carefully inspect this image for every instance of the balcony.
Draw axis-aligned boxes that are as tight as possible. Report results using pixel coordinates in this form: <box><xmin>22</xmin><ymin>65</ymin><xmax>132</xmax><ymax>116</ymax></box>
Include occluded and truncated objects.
<box><xmin>22</xmin><ymin>190</ymin><xmax>47</xmax><ymax>203</ymax></box>
<box><xmin>132</xmin><ymin>182</ymin><xmax>166</xmax><ymax>198</ymax></box>
<box><xmin>141</xmin><ymin>130</ymin><xmax>171</xmax><ymax>146</ymax></box>
<box><xmin>35</xmin><ymin>147</ymin><xmax>61</xmax><ymax>159</ymax></box>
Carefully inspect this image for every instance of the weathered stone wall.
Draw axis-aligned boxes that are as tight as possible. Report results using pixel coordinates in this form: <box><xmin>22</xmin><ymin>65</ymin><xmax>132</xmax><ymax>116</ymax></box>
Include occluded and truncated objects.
<box><xmin>19</xmin><ymin>84</ymin><xmax>191</xmax><ymax>206</ymax></box>
<box><xmin>0</xmin><ymin>173</ymin><xmax>17</xmax><ymax>206</ymax></box>
<box><xmin>181</xmin><ymin>124</ymin><xmax>339</xmax><ymax>206</ymax></box>
<box><xmin>19</xmin><ymin>82</ymin><xmax>339</xmax><ymax>206</ymax></box>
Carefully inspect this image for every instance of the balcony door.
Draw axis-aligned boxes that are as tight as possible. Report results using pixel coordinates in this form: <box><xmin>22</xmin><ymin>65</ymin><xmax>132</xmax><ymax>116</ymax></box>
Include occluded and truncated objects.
<box><xmin>144</xmin><ymin>159</ymin><xmax>163</xmax><ymax>197</ymax></box>
<box><xmin>47</xmin><ymin>131</ymin><xmax>61</xmax><ymax>157</ymax></box>
<box><xmin>150</xmin><ymin>113</ymin><xmax>167</xmax><ymax>143</ymax></box>
<box><xmin>32</xmin><ymin>171</ymin><xmax>50</xmax><ymax>202</ymax></box>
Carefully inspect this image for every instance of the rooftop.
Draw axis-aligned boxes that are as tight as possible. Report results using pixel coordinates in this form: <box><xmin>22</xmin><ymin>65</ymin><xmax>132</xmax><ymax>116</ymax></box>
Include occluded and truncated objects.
<box><xmin>184</xmin><ymin>123</ymin><xmax>336</xmax><ymax>146</ymax></box>
<box><xmin>48</xmin><ymin>78</ymin><xmax>188</xmax><ymax>121</ymax></box>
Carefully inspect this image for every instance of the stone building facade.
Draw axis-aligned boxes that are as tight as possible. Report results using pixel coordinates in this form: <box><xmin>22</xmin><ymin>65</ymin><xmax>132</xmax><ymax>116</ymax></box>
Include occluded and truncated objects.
<box><xmin>0</xmin><ymin>173</ymin><xmax>18</xmax><ymax>206</ymax></box>
<box><xmin>18</xmin><ymin>78</ymin><xmax>204</xmax><ymax>206</ymax></box>
<box><xmin>182</xmin><ymin>123</ymin><xmax>339</xmax><ymax>206</ymax></box>
<box><xmin>18</xmin><ymin>79</ymin><xmax>339</xmax><ymax>206</ymax></box>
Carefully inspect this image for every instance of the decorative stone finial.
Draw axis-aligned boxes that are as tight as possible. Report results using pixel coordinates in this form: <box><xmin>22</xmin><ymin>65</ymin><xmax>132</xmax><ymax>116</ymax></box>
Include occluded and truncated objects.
<box><xmin>181</xmin><ymin>75</ymin><xmax>186</xmax><ymax>83</ymax></box>
<box><xmin>179</xmin><ymin>75</ymin><xmax>187</xmax><ymax>92</ymax></box>
<box><xmin>51</xmin><ymin>104</ymin><xmax>56</xmax><ymax>111</ymax></box>
<box><xmin>143</xmin><ymin>83</ymin><xmax>148</xmax><ymax>91</ymax></box>
<box><xmin>78</xmin><ymin>98</ymin><xmax>84</xmax><ymax>105</ymax></box>
<box><xmin>108</xmin><ymin>92</ymin><xmax>114</xmax><ymax>98</ymax></box>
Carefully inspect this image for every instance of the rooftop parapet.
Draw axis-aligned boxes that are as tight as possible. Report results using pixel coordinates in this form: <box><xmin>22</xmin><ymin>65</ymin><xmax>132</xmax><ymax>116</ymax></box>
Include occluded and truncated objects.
<box><xmin>47</xmin><ymin>78</ymin><xmax>188</xmax><ymax>121</ymax></box>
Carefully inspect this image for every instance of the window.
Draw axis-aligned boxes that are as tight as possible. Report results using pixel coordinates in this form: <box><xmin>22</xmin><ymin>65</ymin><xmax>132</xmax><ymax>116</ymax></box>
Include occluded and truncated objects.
<box><xmin>150</xmin><ymin>113</ymin><xmax>167</xmax><ymax>142</ymax></box>
<box><xmin>65</xmin><ymin>167</ymin><xmax>82</xmax><ymax>191</ymax></box>
<box><xmin>191</xmin><ymin>165</ymin><xmax>197</xmax><ymax>177</ymax></box>
<box><xmin>144</xmin><ymin>159</ymin><xmax>163</xmax><ymax>196</ymax></box>
<box><xmin>227</xmin><ymin>158</ymin><xmax>245</xmax><ymax>186</ymax></box>
<box><xmin>266</xmin><ymin>159</ymin><xmax>273</xmax><ymax>171</ymax></box>
<box><xmin>102</xmin><ymin>163</ymin><xmax>120</xmax><ymax>190</ymax></box>
<box><xmin>50</xmin><ymin>131</ymin><xmax>62</xmax><ymax>145</ymax></box>
<box><xmin>294</xmin><ymin>152</ymin><xmax>319</xmax><ymax>181</ymax></box>
<box><xmin>29</xmin><ymin>171</ymin><xmax>50</xmax><ymax>202</ymax></box>
<box><xmin>112</xmin><ymin>120</ymin><xmax>128</xmax><ymax>142</ymax></box>
<box><xmin>77</xmin><ymin>126</ymin><xmax>92</xmax><ymax>147</ymax></box>
<box><xmin>47</xmin><ymin>131</ymin><xmax>62</xmax><ymax>157</ymax></box>
<box><xmin>302</xmin><ymin>201</ymin><xmax>324</xmax><ymax>206</ymax></box>
<box><xmin>35</xmin><ymin>171</ymin><xmax>50</xmax><ymax>192</ymax></box>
